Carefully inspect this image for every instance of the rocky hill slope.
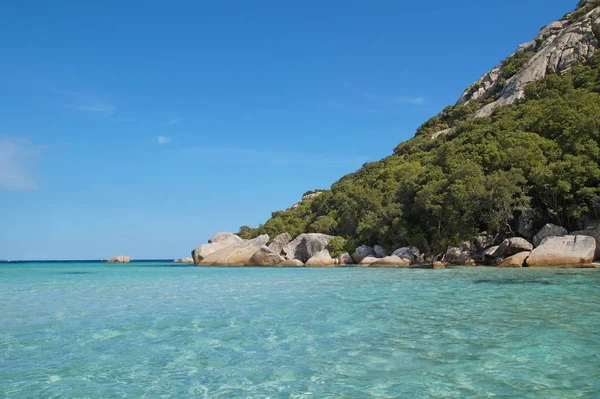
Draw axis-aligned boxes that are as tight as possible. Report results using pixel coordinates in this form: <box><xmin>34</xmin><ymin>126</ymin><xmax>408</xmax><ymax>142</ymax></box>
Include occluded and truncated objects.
<box><xmin>236</xmin><ymin>1</ymin><xmax>600</xmax><ymax>257</ymax></box>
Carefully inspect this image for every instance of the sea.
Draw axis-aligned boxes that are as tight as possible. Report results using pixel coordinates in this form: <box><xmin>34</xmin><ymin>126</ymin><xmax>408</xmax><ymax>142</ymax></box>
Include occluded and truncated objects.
<box><xmin>1</xmin><ymin>261</ymin><xmax>599</xmax><ymax>398</ymax></box>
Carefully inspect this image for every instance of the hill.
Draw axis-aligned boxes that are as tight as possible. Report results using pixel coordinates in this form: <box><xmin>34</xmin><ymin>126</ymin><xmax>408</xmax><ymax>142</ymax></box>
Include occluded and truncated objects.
<box><xmin>237</xmin><ymin>1</ymin><xmax>600</xmax><ymax>256</ymax></box>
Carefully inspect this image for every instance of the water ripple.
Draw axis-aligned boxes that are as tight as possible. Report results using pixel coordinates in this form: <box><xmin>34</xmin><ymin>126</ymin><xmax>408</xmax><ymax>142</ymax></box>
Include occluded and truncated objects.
<box><xmin>0</xmin><ymin>264</ymin><xmax>599</xmax><ymax>398</ymax></box>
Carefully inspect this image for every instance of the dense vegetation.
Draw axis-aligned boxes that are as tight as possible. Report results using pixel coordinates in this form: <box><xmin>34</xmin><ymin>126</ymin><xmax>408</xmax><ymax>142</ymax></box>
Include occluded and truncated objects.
<box><xmin>239</xmin><ymin>51</ymin><xmax>600</xmax><ymax>256</ymax></box>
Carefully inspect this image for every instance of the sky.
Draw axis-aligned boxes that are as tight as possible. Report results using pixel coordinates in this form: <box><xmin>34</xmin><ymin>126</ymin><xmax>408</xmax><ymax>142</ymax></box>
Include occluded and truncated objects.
<box><xmin>0</xmin><ymin>0</ymin><xmax>577</xmax><ymax>260</ymax></box>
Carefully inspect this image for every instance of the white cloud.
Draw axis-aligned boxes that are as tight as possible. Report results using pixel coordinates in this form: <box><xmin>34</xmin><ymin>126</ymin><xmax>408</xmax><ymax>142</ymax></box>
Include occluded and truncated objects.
<box><xmin>0</xmin><ymin>138</ymin><xmax>38</xmax><ymax>190</ymax></box>
<box><xmin>156</xmin><ymin>136</ymin><xmax>172</xmax><ymax>144</ymax></box>
<box><xmin>361</xmin><ymin>93</ymin><xmax>425</xmax><ymax>105</ymax></box>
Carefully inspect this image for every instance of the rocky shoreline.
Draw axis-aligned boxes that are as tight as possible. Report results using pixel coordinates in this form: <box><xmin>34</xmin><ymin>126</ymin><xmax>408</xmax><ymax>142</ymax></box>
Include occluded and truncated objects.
<box><xmin>190</xmin><ymin>223</ymin><xmax>599</xmax><ymax>269</ymax></box>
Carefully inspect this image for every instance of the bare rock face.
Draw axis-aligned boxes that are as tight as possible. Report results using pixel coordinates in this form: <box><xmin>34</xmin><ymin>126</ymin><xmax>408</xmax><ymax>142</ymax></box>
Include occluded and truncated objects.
<box><xmin>392</xmin><ymin>247</ymin><xmax>421</xmax><ymax>264</ymax></box>
<box><xmin>198</xmin><ymin>235</ymin><xmax>269</xmax><ymax>266</ymax></box>
<box><xmin>192</xmin><ymin>233</ymin><xmax>244</xmax><ymax>264</ymax></box>
<box><xmin>108</xmin><ymin>255</ymin><xmax>130</xmax><ymax>263</ymax></box>
<box><xmin>290</xmin><ymin>191</ymin><xmax>324</xmax><ymax>210</ymax></box>
<box><xmin>248</xmin><ymin>246</ymin><xmax>286</xmax><ymax>266</ymax></box>
<box><xmin>498</xmin><ymin>251</ymin><xmax>531</xmax><ymax>268</ymax></box>
<box><xmin>209</xmin><ymin>232</ymin><xmax>243</xmax><ymax>244</ymax></box>
<box><xmin>282</xmin><ymin>233</ymin><xmax>335</xmax><ymax>263</ymax></box>
<box><xmin>373</xmin><ymin>245</ymin><xmax>387</xmax><ymax>258</ymax></box>
<box><xmin>456</xmin><ymin>5</ymin><xmax>600</xmax><ymax>118</ymax></box>
<box><xmin>336</xmin><ymin>252</ymin><xmax>354</xmax><ymax>265</ymax></box>
<box><xmin>267</xmin><ymin>233</ymin><xmax>292</xmax><ymax>255</ymax></box>
<box><xmin>493</xmin><ymin>238</ymin><xmax>534</xmax><ymax>258</ymax></box>
<box><xmin>533</xmin><ymin>224</ymin><xmax>568</xmax><ymax>247</ymax></box>
<box><xmin>526</xmin><ymin>235</ymin><xmax>596</xmax><ymax>267</ymax></box>
<box><xmin>443</xmin><ymin>247</ymin><xmax>476</xmax><ymax>265</ymax></box>
<box><xmin>518</xmin><ymin>209</ymin><xmax>543</xmax><ymax>238</ymax></box>
<box><xmin>369</xmin><ymin>256</ymin><xmax>411</xmax><ymax>268</ymax></box>
<box><xmin>352</xmin><ymin>245</ymin><xmax>376</xmax><ymax>264</ymax></box>
<box><xmin>304</xmin><ymin>249</ymin><xmax>336</xmax><ymax>267</ymax></box>
<box><xmin>571</xmin><ymin>227</ymin><xmax>600</xmax><ymax>260</ymax></box>
<box><xmin>480</xmin><ymin>245</ymin><xmax>500</xmax><ymax>264</ymax></box>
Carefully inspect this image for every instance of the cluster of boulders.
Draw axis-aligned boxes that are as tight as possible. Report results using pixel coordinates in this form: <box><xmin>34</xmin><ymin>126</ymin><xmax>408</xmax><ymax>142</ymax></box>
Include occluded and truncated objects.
<box><xmin>191</xmin><ymin>232</ymin><xmax>436</xmax><ymax>268</ymax></box>
<box><xmin>443</xmin><ymin>224</ymin><xmax>599</xmax><ymax>268</ymax></box>
<box><xmin>107</xmin><ymin>255</ymin><xmax>130</xmax><ymax>263</ymax></box>
<box><xmin>192</xmin><ymin>223</ymin><xmax>599</xmax><ymax>269</ymax></box>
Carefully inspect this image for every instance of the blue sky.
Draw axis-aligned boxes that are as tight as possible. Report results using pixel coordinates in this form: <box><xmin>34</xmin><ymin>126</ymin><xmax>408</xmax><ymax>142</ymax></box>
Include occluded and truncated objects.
<box><xmin>0</xmin><ymin>0</ymin><xmax>576</xmax><ymax>260</ymax></box>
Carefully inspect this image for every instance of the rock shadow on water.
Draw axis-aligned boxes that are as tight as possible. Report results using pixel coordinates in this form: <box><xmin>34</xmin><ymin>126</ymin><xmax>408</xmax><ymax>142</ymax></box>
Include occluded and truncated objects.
<box><xmin>60</xmin><ymin>271</ymin><xmax>94</xmax><ymax>275</ymax></box>
<box><xmin>474</xmin><ymin>279</ymin><xmax>552</xmax><ymax>286</ymax></box>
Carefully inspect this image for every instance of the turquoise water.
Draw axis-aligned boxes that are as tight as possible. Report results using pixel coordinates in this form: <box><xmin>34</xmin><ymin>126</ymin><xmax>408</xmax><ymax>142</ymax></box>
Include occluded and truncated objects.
<box><xmin>1</xmin><ymin>263</ymin><xmax>599</xmax><ymax>398</ymax></box>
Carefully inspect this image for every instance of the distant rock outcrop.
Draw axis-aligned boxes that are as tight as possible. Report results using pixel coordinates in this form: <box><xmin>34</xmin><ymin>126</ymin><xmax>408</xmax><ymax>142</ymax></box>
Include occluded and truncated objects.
<box><xmin>108</xmin><ymin>255</ymin><xmax>130</xmax><ymax>263</ymax></box>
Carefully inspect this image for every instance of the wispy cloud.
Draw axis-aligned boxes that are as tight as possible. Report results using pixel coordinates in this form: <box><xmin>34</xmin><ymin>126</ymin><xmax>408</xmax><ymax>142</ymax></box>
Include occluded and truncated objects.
<box><xmin>161</xmin><ymin>118</ymin><xmax>182</xmax><ymax>126</ymax></box>
<box><xmin>325</xmin><ymin>82</ymin><xmax>425</xmax><ymax>113</ymax></box>
<box><xmin>72</xmin><ymin>102</ymin><xmax>115</xmax><ymax>115</ymax></box>
<box><xmin>177</xmin><ymin>146</ymin><xmax>368</xmax><ymax>166</ymax></box>
<box><xmin>361</xmin><ymin>93</ymin><xmax>425</xmax><ymax>105</ymax></box>
<box><xmin>0</xmin><ymin>138</ymin><xmax>39</xmax><ymax>190</ymax></box>
<box><xmin>52</xmin><ymin>89</ymin><xmax>116</xmax><ymax>116</ymax></box>
<box><xmin>156</xmin><ymin>136</ymin><xmax>172</xmax><ymax>145</ymax></box>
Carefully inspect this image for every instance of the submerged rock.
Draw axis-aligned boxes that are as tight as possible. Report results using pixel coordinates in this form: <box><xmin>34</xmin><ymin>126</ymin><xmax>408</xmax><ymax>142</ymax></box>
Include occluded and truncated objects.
<box><xmin>526</xmin><ymin>235</ymin><xmax>596</xmax><ymax>267</ymax></box>
<box><xmin>358</xmin><ymin>256</ymin><xmax>379</xmax><ymax>266</ymax></box>
<box><xmin>369</xmin><ymin>256</ymin><xmax>410</xmax><ymax>267</ymax></box>
<box><xmin>277</xmin><ymin>259</ymin><xmax>305</xmax><ymax>267</ymax></box>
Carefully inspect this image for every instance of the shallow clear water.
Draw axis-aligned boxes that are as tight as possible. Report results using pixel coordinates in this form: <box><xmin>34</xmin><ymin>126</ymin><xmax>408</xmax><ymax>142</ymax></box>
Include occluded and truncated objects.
<box><xmin>1</xmin><ymin>263</ymin><xmax>599</xmax><ymax>398</ymax></box>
